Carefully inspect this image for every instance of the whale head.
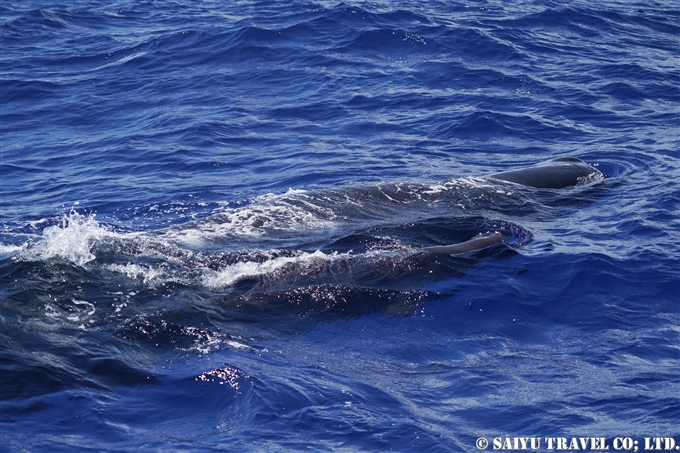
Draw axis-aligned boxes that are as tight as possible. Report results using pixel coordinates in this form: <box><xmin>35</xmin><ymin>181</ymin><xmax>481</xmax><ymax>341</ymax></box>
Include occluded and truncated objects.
<box><xmin>489</xmin><ymin>157</ymin><xmax>604</xmax><ymax>189</ymax></box>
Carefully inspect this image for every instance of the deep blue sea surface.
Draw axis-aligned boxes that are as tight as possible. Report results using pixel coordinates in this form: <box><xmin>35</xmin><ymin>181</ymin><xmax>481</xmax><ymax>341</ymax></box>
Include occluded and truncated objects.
<box><xmin>1</xmin><ymin>1</ymin><xmax>679</xmax><ymax>451</ymax></box>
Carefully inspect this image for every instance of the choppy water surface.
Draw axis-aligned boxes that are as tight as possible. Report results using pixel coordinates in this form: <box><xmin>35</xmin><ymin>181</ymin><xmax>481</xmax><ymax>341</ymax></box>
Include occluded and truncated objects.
<box><xmin>1</xmin><ymin>1</ymin><xmax>679</xmax><ymax>452</ymax></box>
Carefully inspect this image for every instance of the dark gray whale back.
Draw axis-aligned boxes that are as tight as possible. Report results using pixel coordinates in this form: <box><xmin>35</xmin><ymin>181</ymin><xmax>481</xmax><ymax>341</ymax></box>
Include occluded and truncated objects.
<box><xmin>490</xmin><ymin>157</ymin><xmax>603</xmax><ymax>189</ymax></box>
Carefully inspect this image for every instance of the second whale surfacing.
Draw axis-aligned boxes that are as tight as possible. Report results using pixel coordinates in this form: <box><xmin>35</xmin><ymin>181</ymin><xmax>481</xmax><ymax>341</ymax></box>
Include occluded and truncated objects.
<box><xmin>423</xmin><ymin>157</ymin><xmax>604</xmax><ymax>255</ymax></box>
<box><xmin>422</xmin><ymin>231</ymin><xmax>507</xmax><ymax>254</ymax></box>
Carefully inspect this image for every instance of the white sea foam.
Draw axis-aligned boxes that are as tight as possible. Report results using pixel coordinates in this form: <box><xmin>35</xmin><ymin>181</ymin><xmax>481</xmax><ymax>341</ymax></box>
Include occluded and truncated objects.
<box><xmin>101</xmin><ymin>243</ymin><xmax>418</xmax><ymax>291</ymax></box>
<box><xmin>160</xmin><ymin>196</ymin><xmax>338</xmax><ymax>247</ymax></box>
<box><xmin>18</xmin><ymin>211</ymin><xmax>119</xmax><ymax>266</ymax></box>
<box><xmin>0</xmin><ymin>243</ymin><xmax>22</xmax><ymax>256</ymax></box>
<box><xmin>104</xmin><ymin>262</ymin><xmax>169</xmax><ymax>286</ymax></box>
<box><xmin>201</xmin><ymin>249</ymin><xmax>337</xmax><ymax>289</ymax></box>
<box><xmin>420</xmin><ymin>176</ymin><xmax>513</xmax><ymax>196</ymax></box>
<box><xmin>67</xmin><ymin>299</ymin><xmax>96</xmax><ymax>324</ymax></box>
<box><xmin>39</xmin><ymin>298</ymin><xmax>97</xmax><ymax>330</ymax></box>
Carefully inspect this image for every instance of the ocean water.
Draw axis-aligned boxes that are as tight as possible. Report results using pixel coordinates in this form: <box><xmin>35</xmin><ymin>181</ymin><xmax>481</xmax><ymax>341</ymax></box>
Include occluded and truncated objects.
<box><xmin>1</xmin><ymin>0</ymin><xmax>679</xmax><ymax>452</ymax></box>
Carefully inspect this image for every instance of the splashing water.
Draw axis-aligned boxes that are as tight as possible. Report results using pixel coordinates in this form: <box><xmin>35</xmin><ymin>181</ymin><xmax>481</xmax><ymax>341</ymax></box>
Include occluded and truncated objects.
<box><xmin>17</xmin><ymin>211</ymin><xmax>116</xmax><ymax>267</ymax></box>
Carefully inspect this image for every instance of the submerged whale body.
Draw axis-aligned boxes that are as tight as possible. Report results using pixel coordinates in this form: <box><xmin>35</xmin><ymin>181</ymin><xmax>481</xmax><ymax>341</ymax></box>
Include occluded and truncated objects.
<box><xmin>424</xmin><ymin>157</ymin><xmax>603</xmax><ymax>255</ymax></box>
<box><xmin>489</xmin><ymin>157</ymin><xmax>602</xmax><ymax>189</ymax></box>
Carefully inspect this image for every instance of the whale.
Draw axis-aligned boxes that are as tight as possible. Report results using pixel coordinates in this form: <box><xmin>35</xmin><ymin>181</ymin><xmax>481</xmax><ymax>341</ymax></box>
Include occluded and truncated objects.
<box><xmin>489</xmin><ymin>156</ymin><xmax>602</xmax><ymax>189</ymax></box>
<box><xmin>423</xmin><ymin>157</ymin><xmax>603</xmax><ymax>255</ymax></box>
